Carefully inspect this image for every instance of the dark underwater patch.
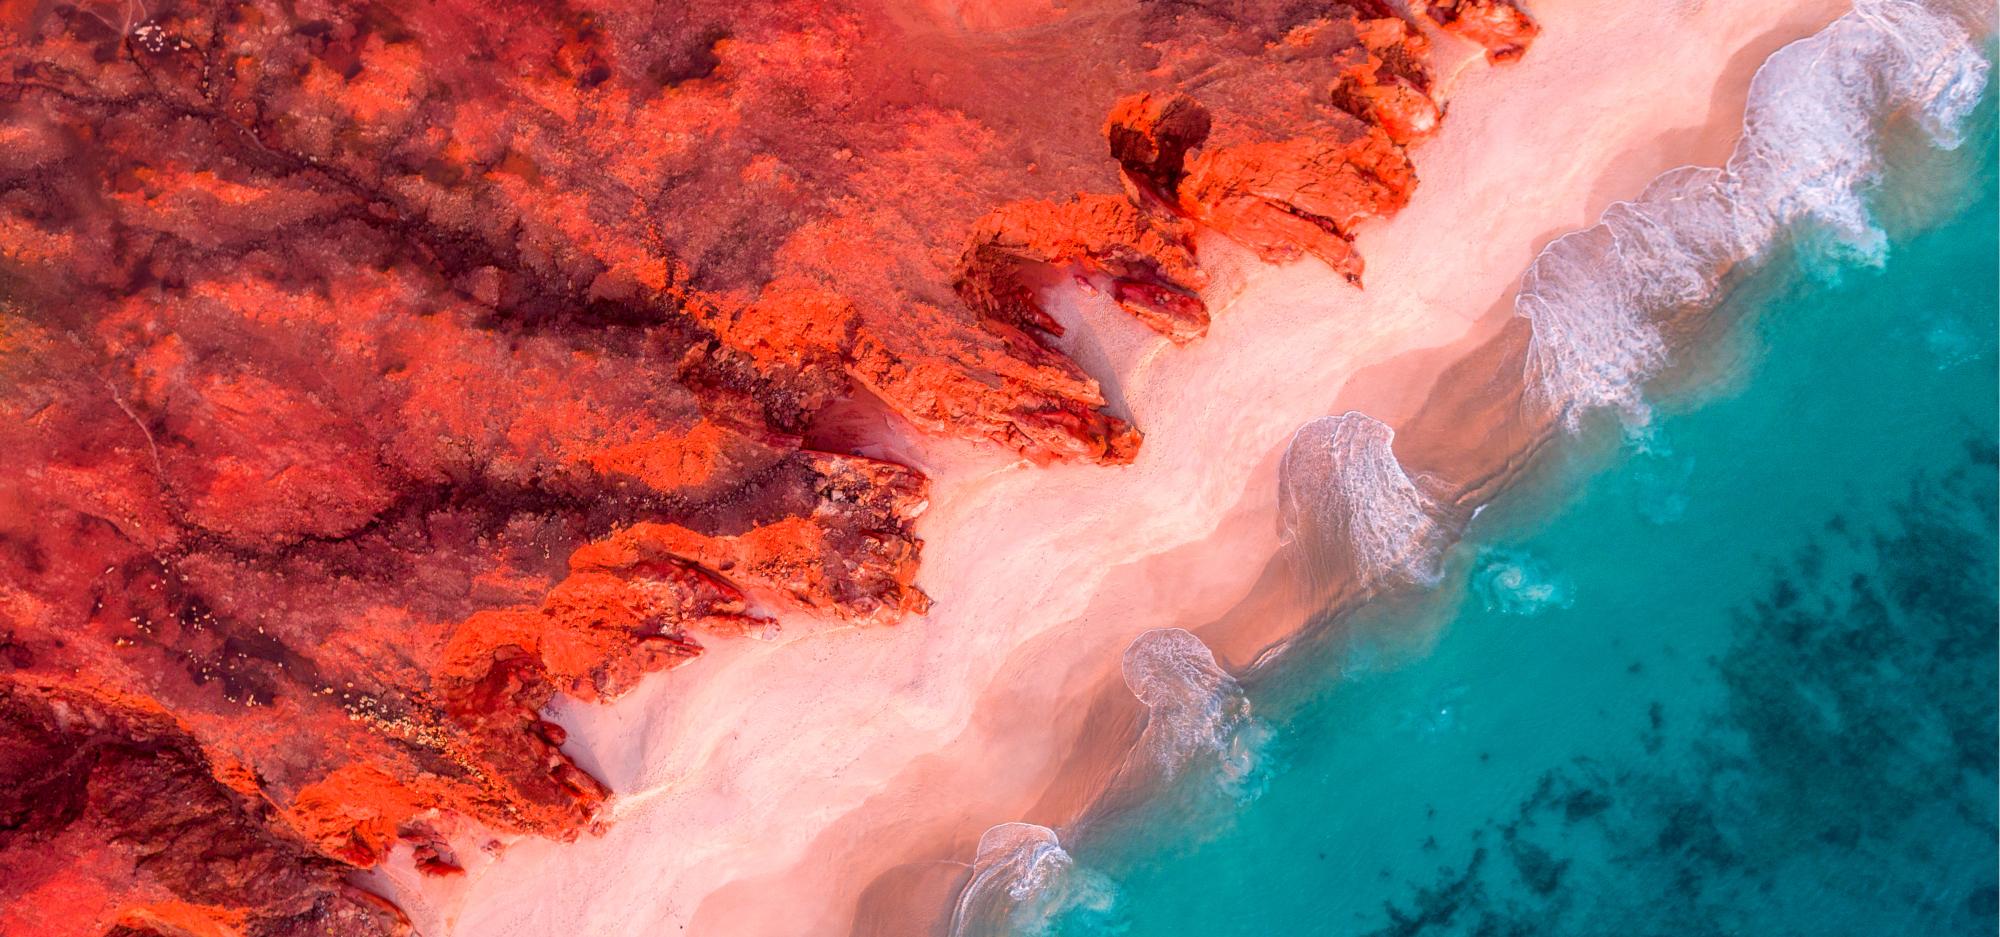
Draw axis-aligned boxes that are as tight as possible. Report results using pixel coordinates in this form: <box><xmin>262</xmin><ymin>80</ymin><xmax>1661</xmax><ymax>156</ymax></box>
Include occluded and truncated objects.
<box><xmin>1366</xmin><ymin>439</ymin><xmax>1999</xmax><ymax>936</ymax></box>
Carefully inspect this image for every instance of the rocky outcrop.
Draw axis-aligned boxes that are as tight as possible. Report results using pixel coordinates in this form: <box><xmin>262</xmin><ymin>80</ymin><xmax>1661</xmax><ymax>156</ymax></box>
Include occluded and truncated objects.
<box><xmin>957</xmin><ymin>195</ymin><xmax>1209</xmax><ymax>344</ymax></box>
<box><xmin>1179</xmin><ymin>128</ymin><xmax>1418</xmax><ymax>284</ymax></box>
<box><xmin>0</xmin><ymin>0</ymin><xmax>1528</xmax><ymax>931</ymax></box>
<box><xmin>1425</xmin><ymin>0</ymin><xmax>1543</xmax><ymax>63</ymax></box>
<box><xmin>1105</xmin><ymin>93</ymin><xmax>1215</xmax><ymax>202</ymax></box>
<box><xmin>0</xmin><ymin>264</ymin><xmax>930</xmax><ymax>932</ymax></box>
<box><xmin>1334</xmin><ymin>17</ymin><xmax>1447</xmax><ymax>144</ymax></box>
<box><xmin>1096</xmin><ymin>93</ymin><xmax>1421</xmax><ymax>286</ymax></box>
<box><xmin>0</xmin><ymin>682</ymin><xmax>410</xmax><ymax>937</ymax></box>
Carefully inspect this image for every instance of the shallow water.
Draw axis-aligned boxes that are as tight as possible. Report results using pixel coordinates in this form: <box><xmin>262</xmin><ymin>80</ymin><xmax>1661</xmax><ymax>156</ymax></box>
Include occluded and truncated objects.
<box><xmin>991</xmin><ymin>67</ymin><xmax>2000</xmax><ymax>937</ymax></box>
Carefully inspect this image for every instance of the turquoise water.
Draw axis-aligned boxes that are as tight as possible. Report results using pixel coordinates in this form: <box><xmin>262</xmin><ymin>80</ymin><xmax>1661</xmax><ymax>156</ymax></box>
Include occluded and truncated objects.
<box><xmin>1015</xmin><ymin>90</ymin><xmax>2000</xmax><ymax>937</ymax></box>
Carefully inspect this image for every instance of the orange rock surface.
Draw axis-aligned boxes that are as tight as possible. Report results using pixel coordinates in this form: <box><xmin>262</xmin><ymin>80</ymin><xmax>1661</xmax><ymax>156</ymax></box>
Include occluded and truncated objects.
<box><xmin>958</xmin><ymin>194</ymin><xmax>1209</xmax><ymax>346</ymax></box>
<box><xmin>0</xmin><ymin>0</ymin><xmax>1526</xmax><ymax>932</ymax></box>
<box><xmin>1425</xmin><ymin>0</ymin><xmax>1542</xmax><ymax>63</ymax></box>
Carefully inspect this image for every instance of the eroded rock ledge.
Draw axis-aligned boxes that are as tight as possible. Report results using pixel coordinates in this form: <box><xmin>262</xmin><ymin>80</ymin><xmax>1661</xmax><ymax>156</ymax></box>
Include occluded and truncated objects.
<box><xmin>0</xmin><ymin>0</ymin><xmax>1523</xmax><ymax>932</ymax></box>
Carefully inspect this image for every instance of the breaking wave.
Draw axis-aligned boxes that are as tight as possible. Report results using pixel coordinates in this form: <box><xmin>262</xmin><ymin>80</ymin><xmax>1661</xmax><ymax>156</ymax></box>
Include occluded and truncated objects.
<box><xmin>947</xmin><ymin>824</ymin><xmax>1074</xmax><ymax>937</ymax></box>
<box><xmin>947</xmin><ymin>823</ymin><xmax>1122</xmax><ymax>937</ymax></box>
<box><xmin>943</xmin><ymin>8</ymin><xmax>1989</xmax><ymax>932</ymax></box>
<box><xmin>1121</xmin><ymin>628</ymin><xmax>1269</xmax><ymax>796</ymax></box>
<box><xmin>1279</xmin><ymin>413</ymin><xmax>1456</xmax><ymax>594</ymax></box>
<box><xmin>1518</xmin><ymin>0</ymin><xmax>1989</xmax><ymax>428</ymax></box>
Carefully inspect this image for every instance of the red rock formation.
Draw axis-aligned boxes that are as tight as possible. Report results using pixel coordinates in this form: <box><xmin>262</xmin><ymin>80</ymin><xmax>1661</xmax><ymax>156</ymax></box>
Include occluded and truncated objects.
<box><xmin>1179</xmin><ymin>128</ymin><xmax>1418</xmax><ymax>284</ymax></box>
<box><xmin>0</xmin><ymin>681</ymin><xmax>409</xmax><ymax>937</ymax></box>
<box><xmin>1425</xmin><ymin>0</ymin><xmax>1542</xmax><ymax>63</ymax></box>
<box><xmin>1335</xmin><ymin>17</ymin><xmax>1447</xmax><ymax>144</ymax></box>
<box><xmin>1105</xmin><ymin>92</ymin><xmax>1214</xmax><ymax>203</ymax></box>
<box><xmin>957</xmin><ymin>195</ymin><xmax>1210</xmax><ymax>345</ymax></box>
<box><xmin>0</xmin><ymin>0</ymin><xmax>1525</xmax><ymax>931</ymax></box>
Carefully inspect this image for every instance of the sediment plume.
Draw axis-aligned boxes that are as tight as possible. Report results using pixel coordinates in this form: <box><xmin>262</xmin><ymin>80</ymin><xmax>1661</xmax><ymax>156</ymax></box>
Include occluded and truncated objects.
<box><xmin>1471</xmin><ymin>549</ymin><xmax>1576</xmax><ymax>616</ymax></box>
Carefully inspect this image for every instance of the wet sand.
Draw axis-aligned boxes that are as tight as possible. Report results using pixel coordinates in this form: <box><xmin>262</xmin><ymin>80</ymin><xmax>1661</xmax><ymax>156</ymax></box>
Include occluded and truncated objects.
<box><xmin>377</xmin><ymin>0</ymin><xmax>1858</xmax><ymax>933</ymax></box>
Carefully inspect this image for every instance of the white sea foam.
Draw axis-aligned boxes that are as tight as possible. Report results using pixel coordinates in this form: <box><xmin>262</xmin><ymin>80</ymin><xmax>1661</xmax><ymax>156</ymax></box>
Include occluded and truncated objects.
<box><xmin>1471</xmin><ymin>548</ymin><xmax>1576</xmax><ymax>616</ymax></box>
<box><xmin>1279</xmin><ymin>413</ymin><xmax>1454</xmax><ymax>593</ymax></box>
<box><xmin>1121</xmin><ymin>628</ymin><xmax>1266</xmax><ymax>792</ymax></box>
<box><xmin>947</xmin><ymin>823</ymin><xmax>1074</xmax><ymax>937</ymax></box>
<box><xmin>947</xmin><ymin>632</ymin><xmax>1258</xmax><ymax>935</ymax></box>
<box><xmin>947</xmin><ymin>823</ymin><xmax>1126</xmax><ymax>937</ymax></box>
<box><xmin>1518</xmin><ymin>0</ymin><xmax>1990</xmax><ymax>428</ymax></box>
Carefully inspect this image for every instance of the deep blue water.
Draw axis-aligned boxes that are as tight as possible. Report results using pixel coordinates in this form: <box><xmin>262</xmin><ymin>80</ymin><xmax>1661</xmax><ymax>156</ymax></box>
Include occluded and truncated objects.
<box><xmin>1004</xmin><ymin>68</ymin><xmax>1999</xmax><ymax>937</ymax></box>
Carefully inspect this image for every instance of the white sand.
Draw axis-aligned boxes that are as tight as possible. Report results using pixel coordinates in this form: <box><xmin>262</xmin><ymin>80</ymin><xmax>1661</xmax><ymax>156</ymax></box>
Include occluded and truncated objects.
<box><xmin>376</xmin><ymin>0</ymin><xmax>1855</xmax><ymax>932</ymax></box>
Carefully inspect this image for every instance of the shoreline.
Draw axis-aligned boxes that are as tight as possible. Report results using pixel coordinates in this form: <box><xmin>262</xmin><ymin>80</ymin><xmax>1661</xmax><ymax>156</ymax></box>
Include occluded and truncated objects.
<box><xmin>384</xmin><ymin>1</ymin><xmax>1868</xmax><ymax>933</ymax></box>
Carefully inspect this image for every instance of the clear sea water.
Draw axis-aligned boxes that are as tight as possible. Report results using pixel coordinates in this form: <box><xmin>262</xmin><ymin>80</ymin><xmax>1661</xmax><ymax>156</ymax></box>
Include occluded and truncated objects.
<box><xmin>1004</xmin><ymin>73</ymin><xmax>1999</xmax><ymax>937</ymax></box>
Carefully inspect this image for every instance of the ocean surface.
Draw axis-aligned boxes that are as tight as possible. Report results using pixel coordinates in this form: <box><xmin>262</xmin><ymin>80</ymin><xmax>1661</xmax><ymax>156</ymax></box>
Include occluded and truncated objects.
<box><xmin>981</xmin><ymin>41</ymin><xmax>1999</xmax><ymax>937</ymax></box>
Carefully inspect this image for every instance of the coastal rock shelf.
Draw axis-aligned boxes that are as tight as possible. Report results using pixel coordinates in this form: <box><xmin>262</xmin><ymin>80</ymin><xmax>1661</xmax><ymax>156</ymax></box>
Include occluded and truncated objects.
<box><xmin>0</xmin><ymin>0</ymin><xmax>1533</xmax><ymax>934</ymax></box>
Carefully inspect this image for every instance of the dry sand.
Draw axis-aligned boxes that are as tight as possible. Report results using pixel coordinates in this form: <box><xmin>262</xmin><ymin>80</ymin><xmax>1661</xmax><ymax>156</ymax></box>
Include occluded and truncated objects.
<box><xmin>370</xmin><ymin>0</ymin><xmax>1857</xmax><ymax>932</ymax></box>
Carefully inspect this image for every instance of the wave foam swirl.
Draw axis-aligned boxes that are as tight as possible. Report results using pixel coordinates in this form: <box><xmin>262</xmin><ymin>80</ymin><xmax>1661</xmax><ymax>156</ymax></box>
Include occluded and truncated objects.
<box><xmin>1471</xmin><ymin>548</ymin><xmax>1576</xmax><ymax>616</ymax></box>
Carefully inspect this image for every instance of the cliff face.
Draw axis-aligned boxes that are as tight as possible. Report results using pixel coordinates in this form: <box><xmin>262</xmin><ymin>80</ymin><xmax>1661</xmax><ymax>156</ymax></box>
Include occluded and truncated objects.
<box><xmin>0</xmin><ymin>0</ymin><xmax>1518</xmax><ymax>932</ymax></box>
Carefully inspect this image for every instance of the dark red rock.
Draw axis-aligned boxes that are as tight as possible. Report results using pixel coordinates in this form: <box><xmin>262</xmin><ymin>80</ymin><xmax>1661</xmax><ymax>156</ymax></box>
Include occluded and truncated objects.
<box><xmin>1106</xmin><ymin>93</ymin><xmax>1214</xmax><ymax>203</ymax></box>
<box><xmin>958</xmin><ymin>195</ymin><xmax>1210</xmax><ymax>344</ymax></box>
<box><xmin>0</xmin><ymin>682</ymin><xmax>409</xmax><ymax>937</ymax></box>
<box><xmin>1425</xmin><ymin>0</ymin><xmax>1542</xmax><ymax>64</ymax></box>
<box><xmin>0</xmin><ymin>0</ymin><xmax>1507</xmax><ymax>930</ymax></box>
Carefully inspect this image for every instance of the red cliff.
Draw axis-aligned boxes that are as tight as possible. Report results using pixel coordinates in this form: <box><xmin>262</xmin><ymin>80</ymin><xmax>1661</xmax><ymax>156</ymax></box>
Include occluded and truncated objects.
<box><xmin>0</xmin><ymin>0</ymin><xmax>1527</xmax><ymax>932</ymax></box>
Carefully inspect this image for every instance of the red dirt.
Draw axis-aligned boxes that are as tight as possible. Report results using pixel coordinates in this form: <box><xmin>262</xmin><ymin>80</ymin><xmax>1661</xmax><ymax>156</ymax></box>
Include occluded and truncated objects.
<box><xmin>0</xmin><ymin>0</ymin><xmax>1522</xmax><ymax>932</ymax></box>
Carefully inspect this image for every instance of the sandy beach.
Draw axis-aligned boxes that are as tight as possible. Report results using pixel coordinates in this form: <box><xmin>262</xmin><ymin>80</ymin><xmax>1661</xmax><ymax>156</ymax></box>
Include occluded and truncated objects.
<box><xmin>369</xmin><ymin>0</ymin><xmax>1862</xmax><ymax>932</ymax></box>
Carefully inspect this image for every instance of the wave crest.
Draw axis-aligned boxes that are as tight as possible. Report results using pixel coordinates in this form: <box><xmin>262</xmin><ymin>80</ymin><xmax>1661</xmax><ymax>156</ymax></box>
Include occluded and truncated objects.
<box><xmin>1279</xmin><ymin>412</ymin><xmax>1455</xmax><ymax>593</ymax></box>
<box><xmin>1121</xmin><ymin>628</ymin><xmax>1267</xmax><ymax>793</ymax></box>
<box><xmin>948</xmin><ymin>823</ymin><xmax>1126</xmax><ymax>937</ymax></box>
<box><xmin>1518</xmin><ymin>0</ymin><xmax>1989</xmax><ymax>427</ymax></box>
<box><xmin>947</xmin><ymin>823</ymin><xmax>1074</xmax><ymax>937</ymax></box>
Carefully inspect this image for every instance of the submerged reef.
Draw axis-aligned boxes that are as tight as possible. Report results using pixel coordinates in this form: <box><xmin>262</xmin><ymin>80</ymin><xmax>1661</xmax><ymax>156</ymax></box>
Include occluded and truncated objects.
<box><xmin>0</xmin><ymin>0</ymin><xmax>1517</xmax><ymax>933</ymax></box>
<box><xmin>1368</xmin><ymin>442</ymin><xmax>1998</xmax><ymax>937</ymax></box>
